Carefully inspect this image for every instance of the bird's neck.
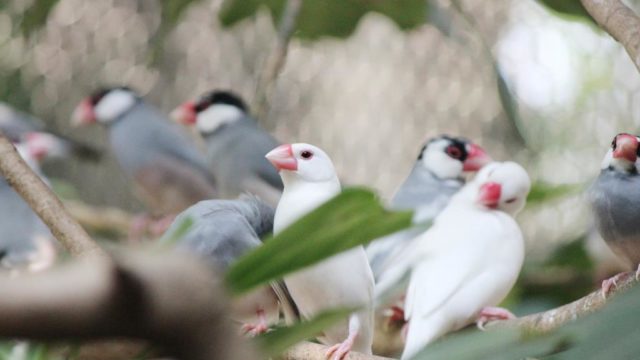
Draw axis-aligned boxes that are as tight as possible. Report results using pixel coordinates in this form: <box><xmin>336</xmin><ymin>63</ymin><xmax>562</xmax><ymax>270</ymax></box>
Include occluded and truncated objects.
<box><xmin>275</xmin><ymin>177</ymin><xmax>341</xmax><ymax>233</ymax></box>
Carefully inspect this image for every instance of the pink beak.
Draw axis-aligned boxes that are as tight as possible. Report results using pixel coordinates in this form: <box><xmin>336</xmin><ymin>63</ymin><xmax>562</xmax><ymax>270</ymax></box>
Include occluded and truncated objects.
<box><xmin>71</xmin><ymin>98</ymin><xmax>96</xmax><ymax>126</ymax></box>
<box><xmin>613</xmin><ymin>133</ymin><xmax>638</xmax><ymax>163</ymax></box>
<box><xmin>24</xmin><ymin>132</ymin><xmax>49</xmax><ymax>162</ymax></box>
<box><xmin>477</xmin><ymin>182</ymin><xmax>501</xmax><ymax>209</ymax></box>
<box><xmin>170</xmin><ymin>101</ymin><xmax>197</xmax><ymax>125</ymax></box>
<box><xmin>266</xmin><ymin>144</ymin><xmax>298</xmax><ymax>171</ymax></box>
<box><xmin>463</xmin><ymin>144</ymin><xmax>492</xmax><ymax>172</ymax></box>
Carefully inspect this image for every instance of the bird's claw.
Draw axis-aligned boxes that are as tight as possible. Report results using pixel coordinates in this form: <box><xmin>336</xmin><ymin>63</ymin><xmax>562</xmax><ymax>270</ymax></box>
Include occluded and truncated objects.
<box><xmin>241</xmin><ymin>322</ymin><xmax>269</xmax><ymax>337</ymax></box>
<box><xmin>325</xmin><ymin>338</ymin><xmax>354</xmax><ymax>360</ymax></box>
<box><xmin>601</xmin><ymin>272</ymin><xmax>627</xmax><ymax>299</ymax></box>
<box><xmin>476</xmin><ymin>306</ymin><xmax>516</xmax><ymax>330</ymax></box>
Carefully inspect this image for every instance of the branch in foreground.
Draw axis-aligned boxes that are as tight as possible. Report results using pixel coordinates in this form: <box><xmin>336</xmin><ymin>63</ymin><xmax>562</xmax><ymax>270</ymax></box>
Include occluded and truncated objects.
<box><xmin>0</xmin><ymin>134</ymin><xmax>105</xmax><ymax>258</ymax></box>
<box><xmin>254</xmin><ymin>0</ymin><xmax>302</xmax><ymax>120</ymax></box>
<box><xmin>283</xmin><ymin>341</ymin><xmax>393</xmax><ymax>360</ymax></box>
<box><xmin>581</xmin><ymin>0</ymin><xmax>640</xmax><ymax>73</ymax></box>
<box><xmin>0</xmin><ymin>249</ymin><xmax>255</xmax><ymax>360</ymax></box>
<box><xmin>490</xmin><ymin>271</ymin><xmax>638</xmax><ymax>333</ymax></box>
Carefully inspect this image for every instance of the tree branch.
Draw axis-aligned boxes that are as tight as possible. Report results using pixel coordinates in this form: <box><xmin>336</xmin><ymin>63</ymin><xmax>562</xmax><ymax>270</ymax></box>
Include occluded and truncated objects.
<box><xmin>64</xmin><ymin>200</ymin><xmax>133</xmax><ymax>238</ymax></box>
<box><xmin>283</xmin><ymin>341</ymin><xmax>394</xmax><ymax>360</ymax></box>
<box><xmin>254</xmin><ymin>0</ymin><xmax>302</xmax><ymax>120</ymax></box>
<box><xmin>491</xmin><ymin>271</ymin><xmax>638</xmax><ymax>333</ymax></box>
<box><xmin>0</xmin><ymin>134</ymin><xmax>106</xmax><ymax>258</ymax></box>
<box><xmin>581</xmin><ymin>0</ymin><xmax>640</xmax><ymax>73</ymax></box>
<box><xmin>0</xmin><ymin>250</ymin><xmax>256</xmax><ymax>360</ymax></box>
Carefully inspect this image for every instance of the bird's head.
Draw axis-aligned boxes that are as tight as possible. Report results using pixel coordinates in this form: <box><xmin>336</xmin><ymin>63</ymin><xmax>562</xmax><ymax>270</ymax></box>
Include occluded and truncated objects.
<box><xmin>265</xmin><ymin>143</ymin><xmax>337</xmax><ymax>184</ymax></box>
<box><xmin>601</xmin><ymin>133</ymin><xmax>640</xmax><ymax>173</ymax></box>
<box><xmin>71</xmin><ymin>86</ymin><xmax>139</xmax><ymax>126</ymax></box>
<box><xmin>171</xmin><ymin>90</ymin><xmax>247</xmax><ymax>134</ymax></box>
<box><xmin>417</xmin><ymin>135</ymin><xmax>492</xmax><ymax>179</ymax></box>
<box><xmin>472</xmin><ymin>161</ymin><xmax>531</xmax><ymax>215</ymax></box>
<box><xmin>22</xmin><ymin>132</ymin><xmax>68</xmax><ymax>162</ymax></box>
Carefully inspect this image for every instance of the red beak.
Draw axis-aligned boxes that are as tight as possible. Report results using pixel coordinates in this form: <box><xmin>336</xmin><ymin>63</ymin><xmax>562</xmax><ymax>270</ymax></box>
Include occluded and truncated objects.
<box><xmin>463</xmin><ymin>144</ymin><xmax>492</xmax><ymax>172</ymax></box>
<box><xmin>266</xmin><ymin>144</ymin><xmax>297</xmax><ymax>171</ymax></box>
<box><xmin>71</xmin><ymin>98</ymin><xmax>96</xmax><ymax>126</ymax></box>
<box><xmin>170</xmin><ymin>101</ymin><xmax>197</xmax><ymax>125</ymax></box>
<box><xmin>613</xmin><ymin>133</ymin><xmax>638</xmax><ymax>163</ymax></box>
<box><xmin>477</xmin><ymin>182</ymin><xmax>501</xmax><ymax>209</ymax></box>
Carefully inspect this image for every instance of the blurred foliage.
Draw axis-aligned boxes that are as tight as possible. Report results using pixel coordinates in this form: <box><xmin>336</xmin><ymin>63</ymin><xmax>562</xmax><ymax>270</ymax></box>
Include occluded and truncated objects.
<box><xmin>17</xmin><ymin>0</ymin><xmax>60</xmax><ymax>36</ymax></box>
<box><xmin>412</xmin><ymin>280</ymin><xmax>640</xmax><ymax>359</ymax></box>
<box><xmin>220</xmin><ymin>0</ymin><xmax>428</xmax><ymax>40</ymax></box>
<box><xmin>545</xmin><ymin>234</ymin><xmax>592</xmax><ymax>271</ymax></box>
<box><xmin>526</xmin><ymin>181</ymin><xmax>583</xmax><ymax>207</ymax></box>
<box><xmin>158</xmin><ymin>215</ymin><xmax>194</xmax><ymax>247</ymax></box>
<box><xmin>537</xmin><ymin>0</ymin><xmax>596</xmax><ymax>25</ymax></box>
<box><xmin>226</xmin><ymin>187</ymin><xmax>412</xmax><ymax>294</ymax></box>
<box><xmin>255</xmin><ymin>308</ymin><xmax>354</xmax><ymax>357</ymax></box>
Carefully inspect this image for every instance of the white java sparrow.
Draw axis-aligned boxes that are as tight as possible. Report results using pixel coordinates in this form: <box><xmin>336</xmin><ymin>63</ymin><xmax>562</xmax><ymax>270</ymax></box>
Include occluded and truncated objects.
<box><xmin>0</xmin><ymin>137</ymin><xmax>58</xmax><ymax>273</ymax></box>
<box><xmin>166</xmin><ymin>196</ymin><xmax>295</xmax><ymax>335</ymax></box>
<box><xmin>367</xmin><ymin>135</ymin><xmax>492</xmax><ymax>279</ymax></box>
<box><xmin>589</xmin><ymin>133</ymin><xmax>640</xmax><ymax>294</ymax></box>
<box><xmin>171</xmin><ymin>90</ymin><xmax>283</xmax><ymax>206</ymax></box>
<box><xmin>266</xmin><ymin>143</ymin><xmax>375</xmax><ymax>360</ymax></box>
<box><xmin>399</xmin><ymin>161</ymin><xmax>531</xmax><ymax>359</ymax></box>
<box><xmin>71</xmin><ymin>87</ymin><xmax>217</xmax><ymax>218</ymax></box>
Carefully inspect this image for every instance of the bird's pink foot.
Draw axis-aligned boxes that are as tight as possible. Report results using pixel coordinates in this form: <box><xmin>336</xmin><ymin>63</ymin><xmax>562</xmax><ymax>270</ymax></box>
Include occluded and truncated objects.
<box><xmin>241</xmin><ymin>309</ymin><xmax>269</xmax><ymax>337</ymax></box>
<box><xmin>129</xmin><ymin>214</ymin><xmax>152</xmax><ymax>240</ymax></box>
<box><xmin>148</xmin><ymin>214</ymin><xmax>176</xmax><ymax>237</ymax></box>
<box><xmin>476</xmin><ymin>306</ymin><xmax>516</xmax><ymax>330</ymax></box>
<box><xmin>601</xmin><ymin>272</ymin><xmax>627</xmax><ymax>299</ymax></box>
<box><xmin>325</xmin><ymin>335</ymin><xmax>355</xmax><ymax>360</ymax></box>
<box><xmin>129</xmin><ymin>214</ymin><xmax>176</xmax><ymax>240</ymax></box>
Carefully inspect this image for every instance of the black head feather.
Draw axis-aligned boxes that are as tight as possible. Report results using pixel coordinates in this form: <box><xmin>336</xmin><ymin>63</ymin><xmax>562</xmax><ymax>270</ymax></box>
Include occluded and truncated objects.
<box><xmin>194</xmin><ymin>90</ymin><xmax>248</xmax><ymax>113</ymax></box>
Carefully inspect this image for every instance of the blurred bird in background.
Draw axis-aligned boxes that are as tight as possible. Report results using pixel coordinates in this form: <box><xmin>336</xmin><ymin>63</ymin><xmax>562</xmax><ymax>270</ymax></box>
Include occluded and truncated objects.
<box><xmin>172</xmin><ymin>90</ymin><xmax>283</xmax><ymax>206</ymax></box>
<box><xmin>267</xmin><ymin>143</ymin><xmax>375</xmax><ymax>360</ymax></box>
<box><xmin>71</xmin><ymin>87</ymin><xmax>217</xmax><ymax>237</ymax></box>
<box><xmin>397</xmin><ymin>161</ymin><xmax>531</xmax><ymax>359</ymax></box>
<box><xmin>0</xmin><ymin>135</ymin><xmax>59</xmax><ymax>274</ymax></box>
<box><xmin>589</xmin><ymin>133</ymin><xmax>640</xmax><ymax>295</ymax></box>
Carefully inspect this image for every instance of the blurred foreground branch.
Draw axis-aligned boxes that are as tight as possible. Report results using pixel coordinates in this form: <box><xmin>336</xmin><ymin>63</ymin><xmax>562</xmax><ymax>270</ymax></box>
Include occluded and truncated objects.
<box><xmin>0</xmin><ymin>134</ymin><xmax>105</xmax><ymax>258</ymax></box>
<box><xmin>254</xmin><ymin>0</ymin><xmax>302</xmax><ymax>120</ymax></box>
<box><xmin>491</xmin><ymin>271</ymin><xmax>638</xmax><ymax>333</ymax></box>
<box><xmin>0</xmin><ymin>250</ymin><xmax>255</xmax><ymax>360</ymax></box>
<box><xmin>581</xmin><ymin>0</ymin><xmax>640</xmax><ymax>73</ymax></box>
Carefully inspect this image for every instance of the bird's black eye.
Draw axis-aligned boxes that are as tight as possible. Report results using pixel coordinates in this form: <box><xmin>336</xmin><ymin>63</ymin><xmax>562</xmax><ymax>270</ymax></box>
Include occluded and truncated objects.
<box><xmin>446</xmin><ymin>145</ymin><xmax>462</xmax><ymax>159</ymax></box>
<box><xmin>612</xmin><ymin>137</ymin><xmax>617</xmax><ymax>150</ymax></box>
<box><xmin>505</xmin><ymin>198</ymin><xmax>517</xmax><ymax>204</ymax></box>
<box><xmin>301</xmin><ymin>150</ymin><xmax>313</xmax><ymax>160</ymax></box>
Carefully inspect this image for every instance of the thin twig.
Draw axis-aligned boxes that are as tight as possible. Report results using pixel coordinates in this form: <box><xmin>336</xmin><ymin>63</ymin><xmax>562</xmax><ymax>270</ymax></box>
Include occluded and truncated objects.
<box><xmin>581</xmin><ymin>0</ymin><xmax>640</xmax><ymax>73</ymax></box>
<box><xmin>0</xmin><ymin>133</ymin><xmax>106</xmax><ymax>258</ymax></box>
<box><xmin>254</xmin><ymin>0</ymin><xmax>302</xmax><ymax>120</ymax></box>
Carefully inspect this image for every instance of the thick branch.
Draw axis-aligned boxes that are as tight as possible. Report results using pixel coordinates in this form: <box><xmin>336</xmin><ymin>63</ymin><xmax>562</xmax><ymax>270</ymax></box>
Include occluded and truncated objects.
<box><xmin>283</xmin><ymin>341</ymin><xmax>393</xmax><ymax>360</ymax></box>
<box><xmin>0</xmin><ymin>250</ymin><xmax>255</xmax><ymax>360</ymax></box>
<box><xmin>0</xmin><ymin>134</ymin><xmax>105</xmax><ymax>258</ymax></box>
<box><xmin>254</xmin><ymin>0</ymin><xmax>302</xmax><ymax>120</ymax></box>
<box><xmin>581</xmin><ymin>0</ymin><xmax>640</xmax><ymax>73</ymax></box>
<box><xmin>491</xmin><ymin>271</ymin><xmax>638</xmax><ymax>333</ymax></box>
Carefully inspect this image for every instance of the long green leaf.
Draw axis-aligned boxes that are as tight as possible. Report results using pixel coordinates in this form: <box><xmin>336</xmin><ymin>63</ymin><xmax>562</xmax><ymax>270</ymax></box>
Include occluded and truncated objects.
<box><xmin>526</xmin><ymin>181</ymin><xmax>583</xmax><ymax>206</ymax></box>
<box><xmin>225</xmin><ymin>187</ymin><xmax>413</xmax><ymax>294</ymax></box>
<box><xmin>19</xmin><ymin>0</ymin><xmax>61</xmax><ymax>36</ymax></box>
<box><xmin>537</xmin><ymin>0</ymin><xmax>596</xmax><ymax>26</ymax></box>
<box><xmin>255</xmin><ymin>308</ymin><xmax>354</xmax><ymax>357</ymax></box>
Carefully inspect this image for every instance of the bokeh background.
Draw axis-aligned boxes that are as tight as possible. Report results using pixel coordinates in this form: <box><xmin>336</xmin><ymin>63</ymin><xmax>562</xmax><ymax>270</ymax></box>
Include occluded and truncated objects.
<box><xmin>2</xmin><ymin>0</ymin><xmax>639</xmax><ymax>312</ymax></box>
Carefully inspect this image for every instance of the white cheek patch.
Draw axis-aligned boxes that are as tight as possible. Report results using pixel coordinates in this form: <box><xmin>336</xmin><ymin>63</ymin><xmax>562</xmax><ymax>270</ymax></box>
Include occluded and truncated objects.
<box><xmin>421</xmin><ymin>150</ymin><xmax>463</xmax><ymax>179</ymax></box>
<box><xmin>196</xmin><ymin>104</ymin><xmax>244</xmax><ymax>134</ymax></box>
<box><xmin>94</xmin><ymin>90</ymin><xmax>137</xmax><ymax>123</ymax></box>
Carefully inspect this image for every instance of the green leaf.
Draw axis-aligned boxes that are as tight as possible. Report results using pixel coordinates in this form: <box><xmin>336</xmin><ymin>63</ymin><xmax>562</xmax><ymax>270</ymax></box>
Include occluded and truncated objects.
<box><xmin>255</xmin><ymin>308</ymin><xmax>354</xmax><ymax>357</ymax></box>
<box><xmin>526</xmin><ymin>181</ymin><xmax>583</xmax><ymax>206</ymax></box>
<box><xmin>19</xmin><ymin>0</ymin><xmax>61</xmax><ymax>36</ymax></box>
<box><xmin>219</xmin><ymin>0</ymin><xmax>428</xmax><ymax>40</ymax></box>
<box><xmin>157</xmin><ymin>215</ymin><xmax>194</xmax><ymax>247</ymax></box>
<box><xmin>225</xmin><ymin>187</ymin><xmax>413</xmax><ymax>294</ymax></box>
<box><xmin>537</xmin><ymin>0</ymin><xmax>596</xmax><ymax>25</ymax></box>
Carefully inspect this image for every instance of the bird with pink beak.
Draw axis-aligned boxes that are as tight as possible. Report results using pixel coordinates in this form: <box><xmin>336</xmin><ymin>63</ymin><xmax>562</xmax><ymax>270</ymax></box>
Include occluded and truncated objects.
<box><xmin>266</xmin><ymin>143</ymin><xmax>375</xmax><ymax>360</ymax></box>
<box><xmin>590</xmin><ymin>133</ymin><xmax>640</xmax><ymax>296</ymax></box>
<box><xmin>373</xmin><ymin>161</ymin><xmax>531</xmax><ymax>359</ymax></box>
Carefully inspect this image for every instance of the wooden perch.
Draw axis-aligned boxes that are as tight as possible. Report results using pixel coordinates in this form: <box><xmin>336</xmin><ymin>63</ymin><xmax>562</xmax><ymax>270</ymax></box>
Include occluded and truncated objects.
<box><xmin>490</xmin><ymin>271</ymin><xmax>638</xmax><ymax>333</ymax></box>
<box><xmin>64</xmin><ymin>200</ymin><xmax>133</xmax><ymax>238</ymax></box>
<box><xmin>283</xmin><ymin>341</ymin><xmax>393</xmax><ymax>360</ymax></box>
<box><xmin>0</xmin><ymin>133</ymin><xmax>106</xmax><ymax>258</ymax></box>
<box><xmin>581</xmin><ymin>0</ymin><xmax>640</xmax><ymax>73</ymax></box>
<box><xmin>0</xmin><ymin>250</ymin><xmax>256</xmax><ymax>360</ymax></box>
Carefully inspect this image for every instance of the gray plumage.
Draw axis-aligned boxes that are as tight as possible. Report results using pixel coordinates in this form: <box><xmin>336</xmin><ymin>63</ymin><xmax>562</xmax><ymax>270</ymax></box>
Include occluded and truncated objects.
<box><xmin>367</xmin><ymin>158</ymin><xmax>464</xmax><ymax>279</ymax></box>
<box><xmin>170</xmin><ymin>196</ymin><xmax>275</xmax><ymax>270</ymax></box>
<box><xmin>107</xmin><ymin>100</ymin><xmax>217</xmax><ymax>214</ymax></box>
<box><xmin>589</xmin><ymin>168</ymin><xmax>640</xmax><ymax>267</ymax></box>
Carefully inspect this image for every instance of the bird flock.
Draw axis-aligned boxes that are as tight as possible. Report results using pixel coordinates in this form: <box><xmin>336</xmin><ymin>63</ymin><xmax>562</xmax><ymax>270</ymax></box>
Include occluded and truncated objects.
<box><xmin>0</xmin><ymin>88</ymin><xmax>636</xmax><ymax>359</ymax></box>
